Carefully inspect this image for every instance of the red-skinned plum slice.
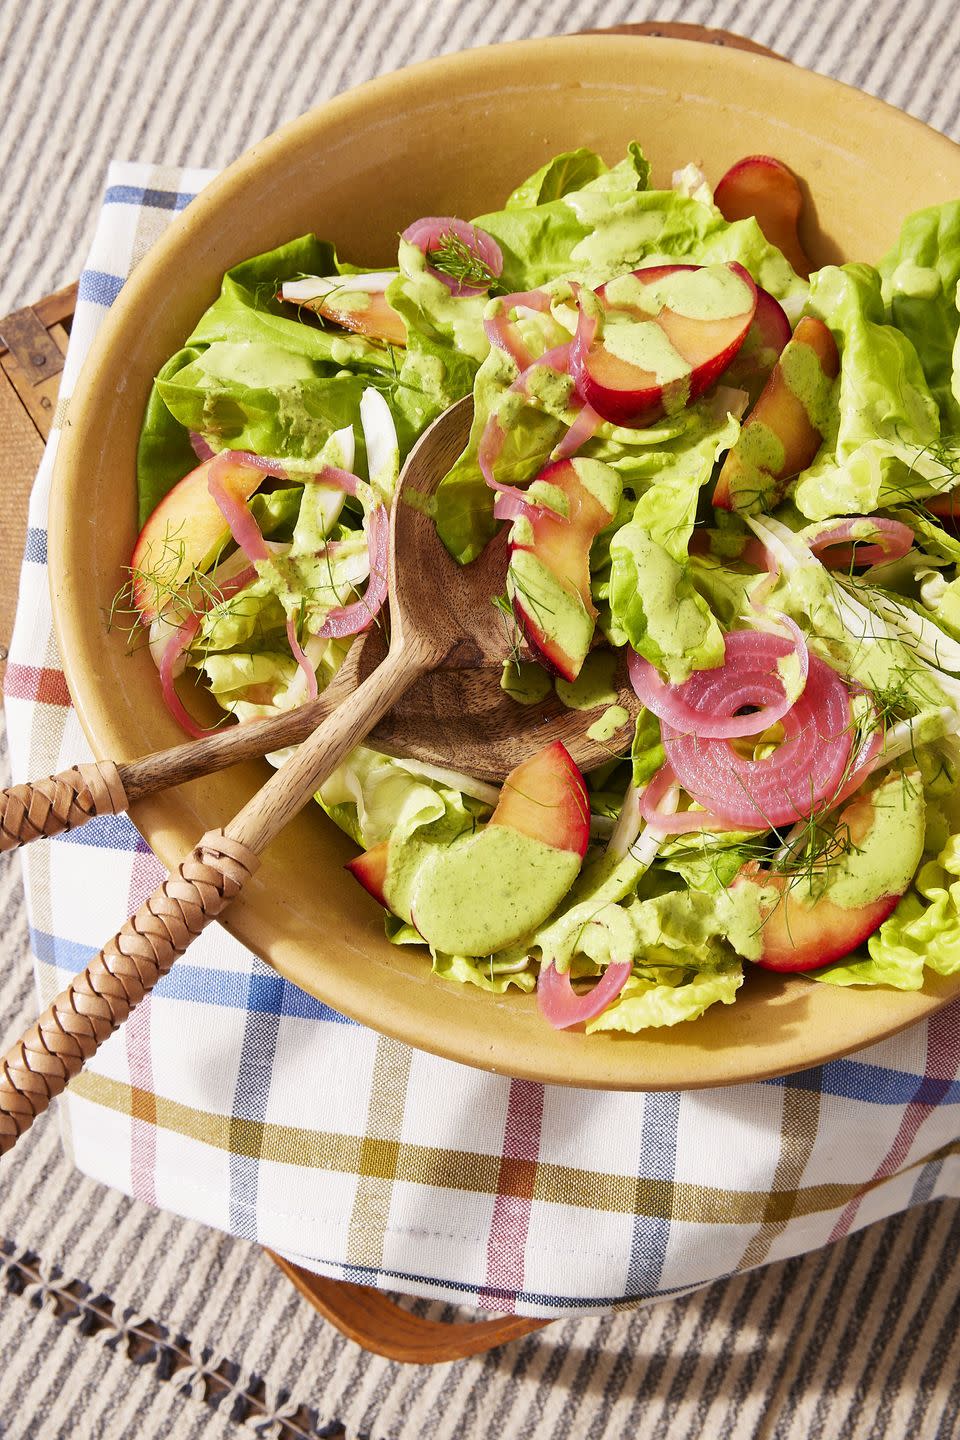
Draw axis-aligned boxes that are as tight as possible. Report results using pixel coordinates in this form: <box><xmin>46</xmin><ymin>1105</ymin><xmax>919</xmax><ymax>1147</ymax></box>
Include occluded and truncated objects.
<box><xmin>734</xmin><ymin>772</ymin><xmax>924</xmax><ymax>973</ymax></box>
<box><xmin>570</xmin><ymin>263</ymin><xmax>758</xmax><ymax>427</ymax></box>
<box><xmin>506</xmin><ymin>457</ymin><xmax>621</xmax><ymax>682</ymax></box>
<box><xmin>721</xmin><ymin>287</ymin><xmax>792</xmax><ymax>402</ymax></box>
<box><xmin>131</xmin><ymin>456</ymin><xmax>264</xmax><ymax>623</ymax></box>
<box><xmin>714</xmin><ymin>155</ymin><xmax>812</xmax><ymax>278</ymax></box>
<box><xmin>345</xmin><ymin>839</ymin><xmax>389</xmax><ymax>907</ymax></box>
<box><xmin>492</xmin><ymin>738</ymin><xmax>590</xmax><ymax>858</ymax></box>
<box><xmin>713</xmin><ymin>315</ymin><xmax>839</xmax><ymax>513</ymax></box>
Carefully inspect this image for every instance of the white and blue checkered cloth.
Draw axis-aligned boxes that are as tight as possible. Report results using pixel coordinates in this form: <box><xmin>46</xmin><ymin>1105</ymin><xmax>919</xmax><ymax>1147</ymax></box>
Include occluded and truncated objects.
<box><xmin>6</xmin><ymin>163</ymin><xmax>960</xmax><ymax>1319</ymax></box>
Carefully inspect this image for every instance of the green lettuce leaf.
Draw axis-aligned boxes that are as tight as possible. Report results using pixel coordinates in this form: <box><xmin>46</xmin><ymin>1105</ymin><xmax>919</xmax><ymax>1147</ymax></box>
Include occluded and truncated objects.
<box><xmin>794</xmin><ymin>264</ymin><xmax>946</xmax><ymax>519</ymax></box>
<box><xmin>878</xmin><ymin>201</ymin><xmax>960</xmax><ymax>433</ymax></box>
<box><xmin>316</xmin><ymin>746</ymin><xmax>480</xmax><ymax>851</ymax></box>
<box><xmin>136</xmin><ymin>346</ymin><xmax>207</xmax><ymax>525</ymax></box>
<box><xmin>586</xmin><ymin>961</ymin><xmax>742</xmax><ymax>1033</ymax></box>
<box><xmin>138</xmin><ymin>234</ymin><xmax>433</xmax><ymax>525</ymax></box>
<box><xmin>431</xmin><ymin>952</ymin><xmax>535</xmax><ymax>993</ymax></box>
<box><xmin>505</xmin><ymin>147</ymin><xmax>615</xmax><ymax>210</ymax></box>
<box><xmin>608</xmin><ymin>518</ymin><xmax>725</xmax><ymax>683</ymax></box>
<box><xmin>475</xmin><ymin>170</ymin><xmax>807</xmax><ymax>297</ymax></box>
<box><xmin>631</xmin><ymin>707</ymin><xmax>665</xmax><ymax>786</ymax></box>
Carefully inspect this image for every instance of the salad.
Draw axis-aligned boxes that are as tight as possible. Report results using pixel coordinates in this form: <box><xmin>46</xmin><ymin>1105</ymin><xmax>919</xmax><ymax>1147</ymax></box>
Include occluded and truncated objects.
<box><xmin>125</xmin><ymin>142</ymin><xmax>960</xmax><ymax>1036</ymax></box>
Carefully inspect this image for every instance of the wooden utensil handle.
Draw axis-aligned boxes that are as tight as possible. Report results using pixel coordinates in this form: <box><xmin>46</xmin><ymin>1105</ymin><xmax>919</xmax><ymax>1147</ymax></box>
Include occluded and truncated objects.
<box><xmin>0</xmin><ymin>828</ymin><xmax>258</xmax><ymax>1154</ymax></box>
<box><xmin>0</xmin><ymin>761</ymin><xmax>129</xmax><ymax>851</ymax></box>
<box><xmin>225</xmin><ymin>637</ymin><xmax>432</xmax><ymax>854</ymax></box>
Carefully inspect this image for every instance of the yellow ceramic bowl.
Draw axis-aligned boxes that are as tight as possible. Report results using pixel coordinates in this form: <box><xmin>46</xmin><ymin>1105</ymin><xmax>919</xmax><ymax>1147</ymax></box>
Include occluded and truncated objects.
<box><xmin>50</xmin><ymin>35</ymin><xmax>960</xmax><ymax>1089</ymax></box>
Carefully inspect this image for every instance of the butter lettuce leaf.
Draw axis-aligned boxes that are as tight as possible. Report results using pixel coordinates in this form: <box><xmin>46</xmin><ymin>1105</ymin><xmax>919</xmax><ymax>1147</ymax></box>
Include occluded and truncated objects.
<box><xmin>317</xmin><ymin>745</ymin><xmax>481</xmax><ymax>851</ymax></box>
<box><xmin>608</xmin><ymin>518</ymin><xmax>725</xmax><ymax>683</ymax></box>
<box><xmin>505</xmin><ymin>147</ymin><xmax>618</xmax><ymax>210</ymax></box>
<box><xmin>795</xmin><ymin>264</ymin><xmax>946</xmax><ymax>520</ymax></box>
<box><xmin>586</xmin><ymin>961</ymin><xmax>742</xmax><ymax>1033</ymax></box>
<box><xmin>878</xmin><ymin>201</ymin><xmax>960</xmax><ymax>433</ymax></box>
<box><xmin>432</xmin><ymin>952</ymin><xmax>536</xmax><ymax>994</ymax></box>
<box><xmin>476</xmin><ymin>177</ymin><xmax>807</xmax><ymax>298</ymax></box>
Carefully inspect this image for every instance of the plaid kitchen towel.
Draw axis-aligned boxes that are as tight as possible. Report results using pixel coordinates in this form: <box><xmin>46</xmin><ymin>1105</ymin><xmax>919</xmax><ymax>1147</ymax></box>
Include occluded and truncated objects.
<box><xmin>5</xmin><ymin>161</ymin><xmax>960</xmax><ymax>1320</ymax></box>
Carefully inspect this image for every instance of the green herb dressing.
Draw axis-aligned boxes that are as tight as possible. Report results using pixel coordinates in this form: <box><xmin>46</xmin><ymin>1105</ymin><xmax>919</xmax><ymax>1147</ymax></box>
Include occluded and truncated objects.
<box><xmin>500</xmin><ymin>660</ymin><xmax>553</xmax><ymax>705</ymax></box>
<box><xmin>777</xmin><ymin>338</ymin><xmax>836</xmax><ymax>432</ymax></box>
<box><xmin>409</xmin><ymin>826</ymin><xmax>582</xmax><ymax>956</ymax></box>
<box><xmin>603</xmin><ymin>318</ymin><xmax>689</xmax><ymax>382</ymax></box>
<box><xmin>507</xmin><ymin>551</ymin><xmax>594</xmax><ymax>666</ymax></box>
<box><xmin>587</xmin><ymin>705</ymin><xmax>630</xmax><ymax>741</ymax></box>
<box><xmin>603</xmin><ymin>264</ymin><xmax>752</xmax><ymax>321</ymax></box>
<box><xmin>554</xmin><ymin>650</ymin><xmax>619</xmax><ymax>710</ymax></box>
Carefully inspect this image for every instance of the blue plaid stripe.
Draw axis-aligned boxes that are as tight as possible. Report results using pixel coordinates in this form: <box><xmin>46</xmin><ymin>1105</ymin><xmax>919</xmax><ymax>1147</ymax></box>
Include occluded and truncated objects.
<box><xmin>229</xmin><ymin>958</ymin><xmax>285</xmax><ymax>1239</ymax></box>
<box><xmin>770</xmin><ymin>1061</ymin><xmax>960</xmax><ymax>1106</ymax></box>
<box><xmin>103</xmin><ymin>184</ymin><xmax>194</xmax><ymax>212</ymax></box>
<box><xmin>23</xmin><ymin>527</ymin><xmax>47</xmax><ymax>564</ymax></box>
<box><xmin>52</xmin><ymin>814</ymin><xmax>150</xmax><ymax>849</ymax></box>
<box><xmin>31</xmin><ymin>927</ymin><xmax>354</xmax><ymax>1023</ymax></box>
<box><xmin>77</xmin><ymin>269</ymin><xmax>125</xmax><ymax>306</ymax></box>
<box><xmin>625</xmin><ymin>1093</ymin><xmax>682</xmax><ymax>1294</ymax></box>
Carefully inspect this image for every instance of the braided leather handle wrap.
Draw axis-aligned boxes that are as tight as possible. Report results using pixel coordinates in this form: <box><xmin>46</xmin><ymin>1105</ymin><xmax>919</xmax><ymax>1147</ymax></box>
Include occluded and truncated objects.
<box><xmin>0</xmin><ymin>761</ymin><xmax>129</xmax><ymax>851</ymax></box>
<box><xmin>0</xmin><ymin>828</ymin><xmax>258</xmax><ymax>1155</ymax></box>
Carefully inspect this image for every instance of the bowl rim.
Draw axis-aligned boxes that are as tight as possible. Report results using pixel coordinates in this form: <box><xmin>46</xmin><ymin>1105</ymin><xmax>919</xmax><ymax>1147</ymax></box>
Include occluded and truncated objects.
<box><xmin>48</xmin><ymin>32</ymin><xmax>960</xmax><ymax>1090</ymax></box>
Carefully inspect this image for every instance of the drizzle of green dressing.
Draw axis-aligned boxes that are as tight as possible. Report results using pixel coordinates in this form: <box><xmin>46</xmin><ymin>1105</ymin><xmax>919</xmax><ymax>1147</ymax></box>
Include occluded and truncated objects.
<box><xmin>778</xmin><ymin>337</ymin><xmax>836</xmax><ymax>433</ymax></box>
<box><xmin>324</xmin><ymin>289</ymin><xmax>372</xmax><ymax>313</ymax></box>
<box><xmin>823</xmin><ymin>772</ymin><xmax>925</xmax><ymax>910</ymax></box>
<box><xmin>507</xmin><ymin>551</ymin><xmax>594</xmax><ymax>672</ymax></box>
<box><xmin>587</xmin><ymin>705</ymin><xmax>630</xmax><ymax>742</ymax></box>
<box><xmin>410</xmin><ymin>826</ymin><xmax>582</xmax><ymax>956</ymax></box>
<box><xmin>603</xmin><ymin>318</ymin><xmax>688</xmax><ymax>382</ymax></box>
<box><xmin>501</xmin><ymin>660</ymin><xmax>553</xmax><ymax>705</ymax></box>
<box><xmin>603</xmin><ymin>264</ymin><xmax>752</xmax><ymax>321</ymax></box>
<box><xmin>555</xmin><ymin>650</ymin><xmax>619</xmax><ymax>710</ymax></box>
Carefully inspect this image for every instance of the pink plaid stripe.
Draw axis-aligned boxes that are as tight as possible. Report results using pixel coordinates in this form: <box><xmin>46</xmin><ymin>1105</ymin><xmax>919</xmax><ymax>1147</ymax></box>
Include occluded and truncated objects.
<box><xmin>3</xmin><ymin>663</ymin><xmax>71</xmax><ymax>706</ymax></box>
<box><xmin>480</xmin><ymin>1079</ymin><xmax>545</xmax><ymax>1308</ymax></box>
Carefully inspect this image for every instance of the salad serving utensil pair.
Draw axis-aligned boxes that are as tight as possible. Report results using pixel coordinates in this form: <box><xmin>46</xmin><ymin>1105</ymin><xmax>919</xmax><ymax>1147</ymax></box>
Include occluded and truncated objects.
<box><xmin>0</xmin><ymin>399</ymin><xmax>635</xmax><ymax>856</ymax></box>
<box><xmin>0</xmin><ymin>396</ymin><xmax>634</xmax><ymax>1155</ymax></box>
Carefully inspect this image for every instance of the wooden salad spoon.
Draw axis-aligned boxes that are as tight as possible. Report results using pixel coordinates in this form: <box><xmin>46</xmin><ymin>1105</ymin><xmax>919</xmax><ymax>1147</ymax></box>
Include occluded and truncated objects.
<box><xmin>0</xmin><ymin>396</ymin><xmax>635</xmax><ymax>1153</ymax></box>
<box><xmin>0</xmin><ymin>403</ymin><xmax>636</xmax><ymax>854</ymax></box>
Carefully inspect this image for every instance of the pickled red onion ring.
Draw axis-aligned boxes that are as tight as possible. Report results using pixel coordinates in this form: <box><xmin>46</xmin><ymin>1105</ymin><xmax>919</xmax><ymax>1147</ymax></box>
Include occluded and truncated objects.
<box><xmin>189</xmin><ymin>431</ymin><xmax>215</xmax><ymax>462</ymax></box>
<box><xmin>159</xmin><ymin>564</ymin><xmax>257</xmax><ymax>738</ymax></box>
<box><xmin>403</xmin><ymin>217</ymin><xmax>503</xmax><ymax>296</ymax></box>
<box><xmin>478</xmin><ymin>414</ymin><xmax>553</xmax><ymax>519</ymax></box>
<box><xmin>207</xmin><ymin>453</ymin><xmax>270</xmax><ymax>564</ymax></box>
<box><xmin>318</xmin><ymin>503</ymin><xmax>389</xmax><ymax>638</ymax></box>
<box><xmin>803</xmin><ymin>517</ymin><xmax>914</xmax><ymax>569</ymax></box>
<box><xmin>483</xmin><ymin>288</ymin><xmax>553</xmax><ymax>370</ymax></box>
<box><xmin>553</xmin><ymin>401</ymin><xmax>603</xmax><ymax>461</ymax></box>
<box><xmin>285</xmin><ymin>617</ymin><xmax>319</xmax><ymax>702</ymax></box>
<box><xmin>629</xmin><ymin>627</ymin><xmax>808</xmax><ymax>740</ymax></box>
<box><xmin>537</xmin><ymin>960</ymin><xmax>632</xmax><ymax>1030</ymax></box>
<box><xmin>661</xmin><ymin>652</ymin><xmax>854</xmax><ymax>830</ymax></box>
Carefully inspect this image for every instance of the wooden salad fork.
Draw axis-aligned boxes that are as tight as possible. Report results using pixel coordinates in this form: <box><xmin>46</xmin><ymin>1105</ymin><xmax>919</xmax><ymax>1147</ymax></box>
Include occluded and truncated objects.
<box><xmin>0</xmin><ymin>415</ymin><xmax>636</xmax><ymax>853</ymax></box>
<box><xmin>0</xmin><ymin>396</ymin><xmax>634</xmax><ymax>1153</ymax></box>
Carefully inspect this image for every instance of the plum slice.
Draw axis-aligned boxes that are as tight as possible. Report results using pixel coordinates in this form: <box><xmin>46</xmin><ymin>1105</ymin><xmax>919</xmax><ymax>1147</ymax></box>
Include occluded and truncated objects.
<box><xmin>714</xmin><ymin>155</ymin><xmax>812</xmax><ymax>278</ymax></box>
<box><xmin>713</xmin><ymin>315</ymin><xmax>839</xmax><ymax>514</ymax></box>
<box><xmin>734</xmin><ymin>771</ymin><xmax>924</xmax><ymax>973</ymax></box>
<box><xmin>346</xmin><ymin>838</ymin><xmax>389</xmax><ymax>907</ymax></box>
<box><xmin>570</xmin><ymin>263</ymin><xmax>758</xmax><ymax>428</ymax></box>
<box><xmin>281</xmin><ymin>273</ymin><xmax>407</xmax><ymax>347</ymax></box>
<box><xmin>720</xmin><ymin>287</ymin><xmax>792</xmax><ymax>402</ymax></box>
<box><xmin>130</xmin><ymin>456</ymin><xmax>265</xmax><ymax>623</ymax></box>
<box><xmin>506</xmin><ymin>458</ymin><xmax>621</xmax><ymax>683</ymax></box>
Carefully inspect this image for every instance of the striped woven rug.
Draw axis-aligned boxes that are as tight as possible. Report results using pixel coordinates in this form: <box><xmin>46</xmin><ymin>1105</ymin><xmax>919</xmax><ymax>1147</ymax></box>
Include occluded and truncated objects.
<box><xmin>3</xmin><ymin>0</ymin><xmax>960</xmax><ymax>1435</ymax></box>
